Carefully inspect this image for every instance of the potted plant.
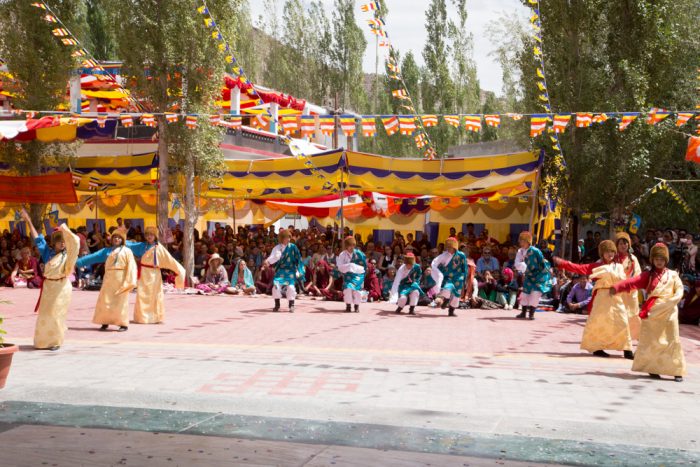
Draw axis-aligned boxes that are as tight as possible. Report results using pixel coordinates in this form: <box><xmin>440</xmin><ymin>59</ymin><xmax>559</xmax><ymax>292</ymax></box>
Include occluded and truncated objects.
<box><xmin>0</xmin><ymin>312</ymin><xmax>19</xmax><ymax>389</ymax></box>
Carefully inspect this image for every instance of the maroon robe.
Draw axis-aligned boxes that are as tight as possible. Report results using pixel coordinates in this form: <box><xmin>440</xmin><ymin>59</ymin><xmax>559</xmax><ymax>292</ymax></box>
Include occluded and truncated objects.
<box><xmin>255</xmin><ymin>266</ymin><xmax>275</xmax><ymax>295</ymax></box>
<box><xmin>364</xmin><ymin>263</ymin><xmax>382</xmax><ymax>301</ymax></box>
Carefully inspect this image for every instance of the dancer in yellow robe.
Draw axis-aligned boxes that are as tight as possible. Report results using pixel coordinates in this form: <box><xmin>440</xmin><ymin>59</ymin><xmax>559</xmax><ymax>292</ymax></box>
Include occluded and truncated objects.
<box><xmin>22</xmin><ymin>209</ymin><xmax>79</xmax><ymax>351</ymax></box>
<box><xmin>128</xmin><ymin>226</ymin><xmax>185</xmax><ymax>324</ymax></box>
<box><xmin>77</xmin><ymin>229</ymin><xmax>137</xmax><ymax>331</ymax></box>
<box><xmin>612</xmin><ymin>243</ymin><xmax>686</xmax><ymax>382</ymax></box>
<box><xmin>555</xmin><ymin>240</ymin><xmax>632</xmax><ymax>358</ymax></box>
<box><xmin>615</xmin><ymin>232</ymin><xmax>642</xmax><ymax>341</ymax></box>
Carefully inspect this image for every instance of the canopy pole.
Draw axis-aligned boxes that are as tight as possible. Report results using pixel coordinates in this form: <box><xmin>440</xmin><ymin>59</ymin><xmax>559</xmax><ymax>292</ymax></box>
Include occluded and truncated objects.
<box><xmin>529</xmin><ymin>166</ymin><xmax>542</xmax><ymax>236</ymax></box>
<box><xmin>231</xmin><ymin>197</ymin><xmax>236</xmax><ymax>233</ymax></box>
<box><xmin>339</xmin><ymin>155</ymin><xmax>345</xmax><ymax>241</ymax></box>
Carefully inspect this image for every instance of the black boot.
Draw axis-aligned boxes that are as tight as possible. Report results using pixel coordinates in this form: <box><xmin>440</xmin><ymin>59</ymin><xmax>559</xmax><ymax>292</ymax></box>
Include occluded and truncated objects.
<box><xmin>345</xmin><ymin>304</ymin><xmax>352</xmax><ymax>313</ymax></box>
<box><xmin>289</xmin><ymin>300</ymin><xmax>295</xmax><ymax>313</ymax></box>
<box><xmin>273</xmin><ymin>299</ymin><xmax>280</xmax><ymax>312</ymax></box>
<box><xmin>515</xmin><ymin>307</ymin><xmax>528</xmax><ymax>319</ymax></box>
<box><xmin>448</xmin><ymin>307</ymin><xmax>456</xmax><ymax>317</ymax></box>
<box><xmin>623</xmin><ymin>350</ymin><xmax>634</xmax><ymax>360</ymax></box>
<box><xmin>117</xmin><ymin>326</ymin><xmax>128</xmax><ymax>332</ymax></box>
<box><xmin>674</xmin><ymin>376</ymin><xmax>683</xmax><ymax>382</ymax></box>
<box><xmin>593</xmin><ymin>350</ymin><xmax>610</xmax><ymax>358</ymax></box>
<box><xmin>395</xmin><ymin>307</ymin><xmax>403</xmax><ymax>314</ymax></box>
<box><xmin>408</xmin><ymin>306</ymin><xmax>416</xmax><ymax>315</ymax></box>
<box><xmin>99</xmin><ymin>324</ymin><xmax>109</xmax><ymax>331</ymax></box>
<box><xmin>527</xmin><ymin>307</ymin><xmax>535</xmax><ymax>320</ymax></box>
<box><xmin>649</xmin><ymin>373</ymin><xmax>661</xmax><ymax>379</ymax></box>
<box><xmin>354</xmin><ymin>304</ymin><xmax>360</xmax><ymax>313</ymax></box>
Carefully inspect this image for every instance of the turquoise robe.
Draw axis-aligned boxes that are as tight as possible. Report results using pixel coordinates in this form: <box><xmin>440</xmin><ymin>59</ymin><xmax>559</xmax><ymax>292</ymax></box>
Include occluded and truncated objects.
<box><xmin>439</xmin><ymin>250</ymin><xmax>469</xmax><ymax>298</ymax></box>
<box><xmin>273</xmin><ymin>243</ymin><xmax>305</xmax><ymax>287</ymax></box>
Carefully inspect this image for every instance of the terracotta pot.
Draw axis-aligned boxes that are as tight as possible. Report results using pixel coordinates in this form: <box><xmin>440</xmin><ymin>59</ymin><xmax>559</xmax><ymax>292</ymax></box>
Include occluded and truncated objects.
<box><xmin>0</xmin><ymin>344</ymin><xmax>18</xmax><ymax>389</ymax></box>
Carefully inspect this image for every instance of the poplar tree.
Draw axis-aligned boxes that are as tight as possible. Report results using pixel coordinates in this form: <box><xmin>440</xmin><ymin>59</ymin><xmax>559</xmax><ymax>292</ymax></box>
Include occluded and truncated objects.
<box><xmin>0</xmin><ymin>1</ymin><xmax>82</xmax><ymax>225</ymax></box>
<box><xmin>110</xmin><ymin>0</ymin><xmax>236</xmax><ymax>278</ymax></box>
<box><xmin>330</xmin><ymin>0</ymin><xmax>367</xmax><ymax>112</ymax></box>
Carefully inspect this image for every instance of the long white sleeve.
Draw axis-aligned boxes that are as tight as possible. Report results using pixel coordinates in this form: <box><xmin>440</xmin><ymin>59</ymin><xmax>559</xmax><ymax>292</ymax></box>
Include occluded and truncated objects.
<box><xmin>514</xmin><ymin>247</ymin><xmax>528</xmax><ymax>274</ymax></box>
<box><xmin>337</xmin><ymin>250</ymin><xmax>365</xmax><ymax>274</ymax></box>
<box><xmin>389</xmin><ymin>265</ymin><xmax>409</xmax><ymax>304</ymax></box>
<box><xmin>267</xmin><ymin>244</ymin><xmax>285</xmax><ymax>265</ymax></box>
<box><xmin>430</xmin><ymin>252</ymin><xmax>453</xmax><ymax>292</ymax></box>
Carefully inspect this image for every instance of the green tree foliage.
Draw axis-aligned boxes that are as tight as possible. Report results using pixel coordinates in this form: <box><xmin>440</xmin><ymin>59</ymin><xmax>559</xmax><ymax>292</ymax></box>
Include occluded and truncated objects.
<box><xmin>109</xmin><ymin>0</ymin><xmax>234</xmax><ymax>278</ymax></box>
<box><xmin>85</xmin><ymin>0</ymin><xmax>115</xmax><ymax>60</ymax></box>
<box><xmin>0</xmin><ymin>0</ymin><xmax>82</xmax><ymax>225</ymax></box>
<box><xmin>516</xmin><ymin>0</ymin><xmax>699</xmax><ymax>229</ymax></box>
<box><xmin>330</xmin><ymin>0</ymin><xmax>367</xmax><ymax>112</ymax></box>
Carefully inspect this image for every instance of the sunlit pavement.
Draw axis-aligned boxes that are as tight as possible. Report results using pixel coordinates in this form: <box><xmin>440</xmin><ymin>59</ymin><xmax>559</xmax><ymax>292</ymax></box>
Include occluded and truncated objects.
<box><xmin>1</xmin><ymin>288</ymin><xmax>699</xmax><ymax>466</ymax></box>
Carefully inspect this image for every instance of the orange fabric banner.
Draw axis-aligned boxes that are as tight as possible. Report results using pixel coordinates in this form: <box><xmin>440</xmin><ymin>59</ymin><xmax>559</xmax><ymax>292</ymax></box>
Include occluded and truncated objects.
<box><xmin>0</xmin><ymin>172</ymin><xmax>78</xmax><ymax>203</ymax></box>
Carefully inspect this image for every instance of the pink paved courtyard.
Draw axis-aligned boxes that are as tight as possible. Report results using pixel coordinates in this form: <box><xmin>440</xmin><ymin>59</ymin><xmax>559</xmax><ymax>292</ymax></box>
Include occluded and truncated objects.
<box><xmin>2</xmin><ymin>287</ymin><xmax>699</xmax><ymax>362</ymax></box>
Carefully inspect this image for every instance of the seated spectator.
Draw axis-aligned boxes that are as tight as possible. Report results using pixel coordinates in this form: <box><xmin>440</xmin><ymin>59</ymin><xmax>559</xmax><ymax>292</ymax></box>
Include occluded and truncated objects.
<box><xmin>305</xmin><ymin>259</ymin><xmax>332</xmax><ymax>298</ymax></box>
<box><xmin>195</xmin><ymin>254</ymin><xmax>231</xmax><ymax>294</ymax></box>
<box><xmin>476</xmin><ymin>246</ymin><xmax>500</xmax><ymax>276</ymax></box>
<box><xmin>230</xmin><ymin>259</ymin><xmax>256</xmax><ymax>295</ymax></box>
<box><xmin>255</xmin><ymin>261</ymin><xmax>275</xmax><ymax>295</ymax></box>
<box><xmin>679</xmin><ymin>279</ymin><xmax>700</xmax><ymax>325</ymax></box>
<box><xmin>478</xmin><ymin>270</ymin><xmax>498</xmax><ymax>302</ymax></box>
<box><xmin>364</xmin><ymin>259</ymin><xmax>382</xmax><ymax>302</ymax></box>
<box><xmin>563</xmin><ymin>275</ymin><xmax>592</xmax><ymax>314</ymax></box>
<box><xmin>0</xmin><ymin>254</ymin><xmax>13</xmax><ymax>286</ymax></box>
<box><xmin>381</xmin><ymin>266</ymin><xmax>396</xmax><ymax>301</ymax></box>
<box><xmin>9</xmin><ymin>247</ymin><xmax>41</xmax><ymax>288</ymax></box>
<box><xmin>495</xmin><ymin>267</ymin><xmax>519</xmax><ymax>310</ymax></box>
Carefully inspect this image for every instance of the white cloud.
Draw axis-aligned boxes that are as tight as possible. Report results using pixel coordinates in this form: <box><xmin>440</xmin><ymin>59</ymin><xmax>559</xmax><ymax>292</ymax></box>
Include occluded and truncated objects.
<box><xmin>248</xmin><ymin>0</ymin><xmax>528</xmax><ymax>94</ymax></box>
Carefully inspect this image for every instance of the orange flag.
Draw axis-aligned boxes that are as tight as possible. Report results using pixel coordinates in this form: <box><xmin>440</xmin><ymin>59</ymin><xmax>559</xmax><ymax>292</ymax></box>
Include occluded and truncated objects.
<box><xmin>686</xmin><ymin>136</ymin><xmax>700</xmax><ymax>164</ymax></box>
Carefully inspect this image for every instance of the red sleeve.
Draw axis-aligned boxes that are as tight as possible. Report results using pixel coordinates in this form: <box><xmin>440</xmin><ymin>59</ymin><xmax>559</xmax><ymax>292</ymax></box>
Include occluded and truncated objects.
<box><xmin>555</xmin><ymin>260</ymin><xmax>595</xmax><ymax>275</ymax></box>
<box><xmin>614</xmin><ymin>271</ymin><xmax>650</xmax><ymax>293</ymax></box>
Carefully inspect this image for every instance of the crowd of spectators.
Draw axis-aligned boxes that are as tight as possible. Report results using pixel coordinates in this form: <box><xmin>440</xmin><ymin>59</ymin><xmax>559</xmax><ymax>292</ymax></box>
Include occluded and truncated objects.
<box><xmin>1</xmin><ymin>218</ymin><xmax>698</xmax><ymax>325</ymax></box>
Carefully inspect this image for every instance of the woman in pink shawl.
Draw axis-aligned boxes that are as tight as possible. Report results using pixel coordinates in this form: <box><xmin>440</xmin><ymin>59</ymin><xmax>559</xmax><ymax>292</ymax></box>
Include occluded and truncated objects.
<box><xmin>364</xmin><ymin>259</ymin><xmax>382</xmax><ymax>302</ymax></box>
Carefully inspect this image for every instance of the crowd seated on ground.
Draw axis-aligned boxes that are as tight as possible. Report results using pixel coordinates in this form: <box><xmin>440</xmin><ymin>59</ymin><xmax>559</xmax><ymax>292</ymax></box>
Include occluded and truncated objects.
<box><xmin>1</xmin><ymin>219</ymin><xmax>698</xmax><ymax>324</ymax></box>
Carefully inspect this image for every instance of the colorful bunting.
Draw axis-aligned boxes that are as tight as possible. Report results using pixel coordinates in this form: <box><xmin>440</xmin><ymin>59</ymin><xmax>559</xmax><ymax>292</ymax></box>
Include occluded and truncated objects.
<box><xmin>676</xmin><ymin>113</ymin><xmax>694</xmax><ymax>127</ymax></box>
<box><xmin>382</xmin><ymin>116</ymin><xmax>399</xmax><ymax>136</ymax></box>
<box><xmin>414</xmin><ymin>133</ymin><xmax>427</xmax><ymax>148</ymax></box>
<box><xmin>646</xmin><ymin>108</ymin><xmax>671</xmax><ymax>125</ymax></box>
<box><xmin>361</xmin><ymin>2</ymin><xmax>379</xmax><ymax>12</ymax></box>
<box><xmin>686</xmin><ymin>136</ymin><xmax>700</xmax><ymax>164</ymax></box>
<box><xmin>165</xmin><ymin>113</ymin><xmax>179</xmax><ymax>124</ymax></box>
<box><xmin>618</xmin><ymin>112</ymin><xmax>639</xmax><ymax>131</ymax></box>
<box><xmin>361</xmin><ymin>117</ymin><xmax>377</xmax><ymax>137</ymax></box>
<box><xmin>575</xmin><ymin>113</ymin><xmax>593</xmax><ymax>128</ymax></box>
<box><xmin>530</xmin><ymin>115</ymin><xmax>548</xmax><ymax>137</ymax></box>
<box><xmin>464</xmin><ymin>115</ymin><xmax>482</xmax><ymax>132</ymax></box>
<box><xmin>484</xmin><ymin>115</ymin><xmax>501</xmax><ymax>128</ymax></box>
<box><xmin>443</xmin><ymin>115</ymin><xmax>460</xmax><ymax>128</ymax></box>
<box><xmin>592</xmin><ymin>113</ymin><xmax>609</xmax><ymax>124</ymax></box>
<box><xmin>319</xmin><ymin>117</ymin><xmax>335</xmax><ymax>136</ymax></box>
<box><xmin>300</xmin><ymin>115</ymin><xmax>316</xmax><ymax>137</ymax></box>
<box><xmin>391</xmin><ymin>89</ymin><xmax>408</xmax><ymax>99</ymax></box>
<box><xmin>280</xmin><ymin>115</ymin><xmax>299</xmax><ymax>135</ymax></box>
<box><xmin>398</xmin><ymin>116</ymin><xmax>416</xmax><ymax>135</ymax></box>
<box><xmin>120</xmin><ymin>114</ymin><xmax>133</xmax><ymax>128</ymax></box>
<box><xmin>421</xmin><ymin>115</ymin><xmax>438</xmax><ymax>127</ymax></box>
<box><xmin>340</xmin><ymin>116</ymin><xmax>356</xmax><ymax>136</ymax></box>
<box><xmin>209</xmin><ymin>114</ymin><xmax>221</xmax><ymax>126</ymax></box>
<box><xmin>185</xmin><ymin>115</ymin><xmax>198</xmax><ymax>130</ymax></box>
<box><xmin>141</xmin><ymin>114</ymin><xmax>156</xmax><ymax>127</ymax></box>
<box><xmin>552</xmin><ymin>114</ymin><xmax>571</xmax><ymax>133</ymax></box>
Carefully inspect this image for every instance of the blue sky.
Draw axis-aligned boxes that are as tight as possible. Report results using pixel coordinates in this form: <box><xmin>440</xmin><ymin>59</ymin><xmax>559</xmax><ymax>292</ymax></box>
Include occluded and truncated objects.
<box><xmin>248</xmin><ymin>0</ymin><xmax>528</xmax><ymax>94</ymax></box>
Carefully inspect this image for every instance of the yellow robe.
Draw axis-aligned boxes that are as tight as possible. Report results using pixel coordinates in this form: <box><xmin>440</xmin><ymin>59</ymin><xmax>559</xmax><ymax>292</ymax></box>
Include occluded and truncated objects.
<box><xmin>134</xmin><ymin>244</ymin><xmax>185</xmax><ymax>324</ymax></box>
<box><xmin>92</xmin><ymin>247</ymin><xmax>137</xmax><ymax>327</ymax></box>
<box><xmin>620</xmin><ymin>254</ymin><xmax>642</xmax><ymax>340</ymax></box>
<box><xmin>581</xmin><ymin>263</ymin><xmax>632</xmax><ymax>352</ymax></box>
<box><xmin>34</xmin><ymin>224</ymin><xmax>79</xmax><ymax>349</ymax></box>
<box><xmin>632</xmin><ymin>270</ymin><xmax>686</xmax><ymax>377</ymax></box>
